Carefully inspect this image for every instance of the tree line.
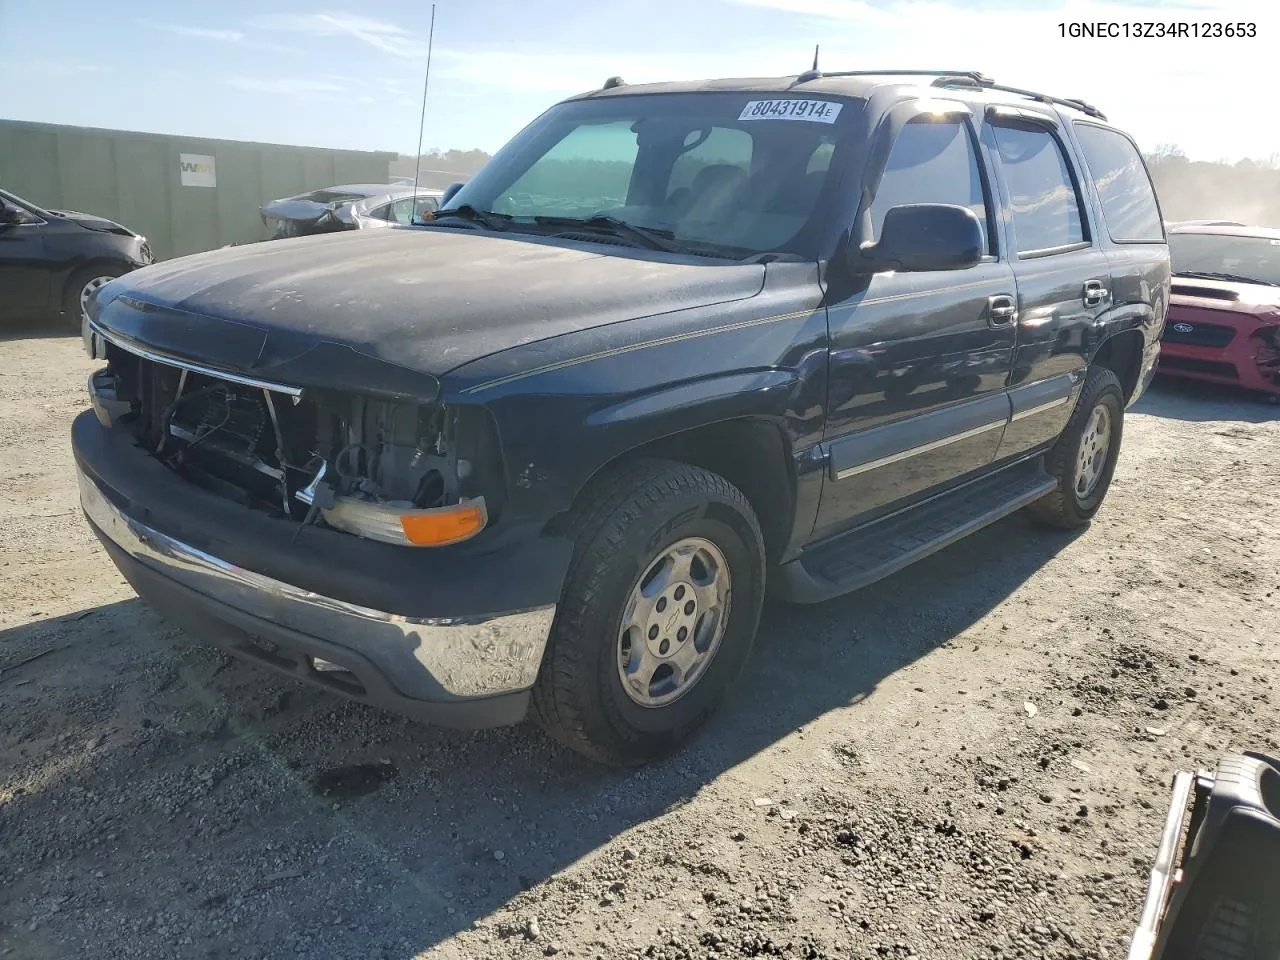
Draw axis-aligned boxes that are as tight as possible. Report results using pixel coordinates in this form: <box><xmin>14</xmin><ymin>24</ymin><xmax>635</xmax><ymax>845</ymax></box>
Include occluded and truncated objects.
<box><xmin>1144</xmin><ymin>146</ymin><xmax>1280</xmax><ymax>226</ymax></box>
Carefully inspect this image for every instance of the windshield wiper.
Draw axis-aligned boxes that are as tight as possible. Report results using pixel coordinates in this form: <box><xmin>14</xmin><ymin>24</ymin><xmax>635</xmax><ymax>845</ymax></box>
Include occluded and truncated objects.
<box><xmin>532</xmin><ymin>215</ymin><xmax>686</xmax><ymax>253</ymax></box>
<box><xmin>1176</xmin><ymin>270</ymin><xmax>1280</xmax><ymax>288</ymax></box>
<box><xmin>430</xmin><ymin>204</ymin><xmax>512</xmax><ymax>231</ymax></box>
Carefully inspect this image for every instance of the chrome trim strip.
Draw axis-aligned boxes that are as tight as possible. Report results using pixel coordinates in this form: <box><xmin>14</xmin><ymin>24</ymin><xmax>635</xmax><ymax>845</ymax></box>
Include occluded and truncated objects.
<box><xmin>1010</xmin><ymin>395</ymin><xmax>1071</xmax><ymax>422</ymax></box>
<box><xmin>78</xmin><ymin>469</ymin><xmax>555</xmax><ymax>699</ymax></box>
<box><xmin>90</xmin><ymin>320</ymin><xmax>304</xmax><ymax>397</ymax></box>
<box><xmin>834</xmin><ymin>419</ymin><xmax>1006</xmax><ymax>481</ymax></box>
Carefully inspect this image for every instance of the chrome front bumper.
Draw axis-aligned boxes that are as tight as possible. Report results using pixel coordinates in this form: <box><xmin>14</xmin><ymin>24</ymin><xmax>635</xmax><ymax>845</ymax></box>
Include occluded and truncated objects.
<box><xmin>78</xmin><ymin>468</ymin><xmax>556</xmax><ymax>713</ymax></box>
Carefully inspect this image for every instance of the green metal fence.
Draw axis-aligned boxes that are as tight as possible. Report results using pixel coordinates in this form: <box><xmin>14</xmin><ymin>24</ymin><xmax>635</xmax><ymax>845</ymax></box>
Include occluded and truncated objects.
<box><xmin>0</xmin><ymin>119</ymin><xmax>396</xmax><ymax>261</ymax></box>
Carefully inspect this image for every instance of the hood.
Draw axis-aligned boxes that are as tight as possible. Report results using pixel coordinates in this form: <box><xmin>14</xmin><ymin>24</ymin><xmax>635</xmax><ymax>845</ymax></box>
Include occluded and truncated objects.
<box><xmin>1170</xmin><ymin>275</ymin><xmax>1280</xmax><ymax>317</ymax></box>
<box><xmin>92</xmin><ymin>227</ymin><xmax>765</xmax><ymax>394</ymax></box>
<box><xmin>48</xmin><ymin>209</ymin><xmax>137</xmax><ymax>237</ymax></box>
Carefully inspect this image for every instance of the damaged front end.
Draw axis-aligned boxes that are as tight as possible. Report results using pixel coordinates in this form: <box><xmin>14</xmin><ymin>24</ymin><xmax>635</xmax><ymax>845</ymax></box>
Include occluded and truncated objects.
<box><xmin>87</xmin><ymin>335</ymin><xmax>505</xmax><ymax>548</ymax></box>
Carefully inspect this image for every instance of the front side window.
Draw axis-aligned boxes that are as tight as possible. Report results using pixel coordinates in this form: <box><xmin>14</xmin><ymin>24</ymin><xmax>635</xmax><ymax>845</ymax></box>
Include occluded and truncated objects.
<box><xmin>1074</xmin><ymin>123</ymin><xmax>1163</xmax><ymax>242</ymax></box>
<box><xmin>441</xmin><ymin>93</ymin><xmax>859</xmax><ymax>259</ymax></box>
<box><xmin>391</xmin><ymin>196</ymin><xmax>438</xmax><ymax>224</ymax></box>
<box><xmin>992</xmin><ymin>125</ymin><xmax>1086</xmax><ymax>255</ymax></box>
<box><xmin>869</xmin><ymin>117</ymin><xmax>992</xmax><ymax>254</ymax></box>
<box><xmin>1169</xmin><ymin>232</ymin><xmax>1280</xmax><ymax>286</ymax></box>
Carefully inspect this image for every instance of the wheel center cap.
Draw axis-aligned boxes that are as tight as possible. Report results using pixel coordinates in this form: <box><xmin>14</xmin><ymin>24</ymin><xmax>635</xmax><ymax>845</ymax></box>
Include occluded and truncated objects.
<box><xmin>646</xmin><ymin>582</ymin><xmax>697</xmax><ymax>657</ymax></box>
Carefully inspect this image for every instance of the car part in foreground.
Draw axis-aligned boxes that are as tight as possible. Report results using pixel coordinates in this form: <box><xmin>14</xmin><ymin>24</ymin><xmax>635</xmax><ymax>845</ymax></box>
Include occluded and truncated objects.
<box><xmin>1130</xmin><ymin>751</ymin><xmax>1280</xmax><ymax>960</ymax></box>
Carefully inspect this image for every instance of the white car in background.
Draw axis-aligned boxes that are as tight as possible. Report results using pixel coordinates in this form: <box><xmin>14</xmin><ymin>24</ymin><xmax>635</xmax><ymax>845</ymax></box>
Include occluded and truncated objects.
<box><xmin>260</xmin><ymin>184</ymin><xmax>443</xmax><ymax>239</ymax></box>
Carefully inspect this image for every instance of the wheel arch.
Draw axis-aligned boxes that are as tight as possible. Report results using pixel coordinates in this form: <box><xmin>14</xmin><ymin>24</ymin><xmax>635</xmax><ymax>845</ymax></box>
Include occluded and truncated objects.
<box><xmin>1090</xmin><ymin>328</ymin><xmax>1146</xmax><ymax>405</ymax></box>
<box><xmin>545</xmin><ymin>416</ymin><xmax>797</xmax><ymax>567</ymax></box>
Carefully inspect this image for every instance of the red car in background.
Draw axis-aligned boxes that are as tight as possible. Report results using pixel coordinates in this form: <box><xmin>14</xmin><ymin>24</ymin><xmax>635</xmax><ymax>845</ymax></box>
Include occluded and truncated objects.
<box><xmin>1159</xmin><ymin>223</ymin><xmax>1280</xmax><ymax>397</ymax></box>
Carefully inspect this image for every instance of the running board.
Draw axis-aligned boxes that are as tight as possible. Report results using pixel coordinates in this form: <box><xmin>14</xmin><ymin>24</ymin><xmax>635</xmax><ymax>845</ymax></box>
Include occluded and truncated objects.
<box><xmin>777</xmin><ymin>460</ymin><xmax>1057</xmax><ymax>604</ymax></box>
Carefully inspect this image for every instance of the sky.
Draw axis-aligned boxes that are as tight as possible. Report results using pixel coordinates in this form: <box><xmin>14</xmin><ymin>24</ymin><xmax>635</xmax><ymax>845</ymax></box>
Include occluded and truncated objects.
<box><xmin>1</xmin><ymin>0</ymin><xmax>1277</xmax><ymax>163</ymax></box>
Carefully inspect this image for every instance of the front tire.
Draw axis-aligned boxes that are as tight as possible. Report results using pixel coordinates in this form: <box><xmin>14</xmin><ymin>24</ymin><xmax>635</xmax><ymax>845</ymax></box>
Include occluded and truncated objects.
<box><xmin>1026</xmin><ymin>366</ymin><xmax>1125</xmax><ymax>529</ymax></box>
<box><xmin>532</xmin><ymin>459</ymin><xmax>765</xmax><ymax>765</ymax></box>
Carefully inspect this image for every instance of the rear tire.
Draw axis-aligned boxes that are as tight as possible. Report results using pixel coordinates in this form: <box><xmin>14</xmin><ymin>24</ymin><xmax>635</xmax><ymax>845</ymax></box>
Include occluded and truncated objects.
<box><xmin>532</xmin><ymin>459</ymin><xmax>765</xmax><ymax>766</ymax></box>
<box><xmin>1026</xmin><ymin>366</ymin><xmax>1125</xmax><ymax>529</ymax></box>
<box><xmin>61</xmin><ymin>265</ymin><xmax>126</xmax><ymax>332</ymax></box>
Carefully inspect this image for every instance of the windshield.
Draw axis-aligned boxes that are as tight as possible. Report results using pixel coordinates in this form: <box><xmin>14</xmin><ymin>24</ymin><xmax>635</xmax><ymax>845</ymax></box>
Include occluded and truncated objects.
<box><xmin>1169</xmin><ymin>232</ymin><xmax>1280</xmax><ymax>286</ymax></box>
<box><xmin>438</xmin><ymin>92</ymin><xmax>860</xmax><ymax>259</ymax></box>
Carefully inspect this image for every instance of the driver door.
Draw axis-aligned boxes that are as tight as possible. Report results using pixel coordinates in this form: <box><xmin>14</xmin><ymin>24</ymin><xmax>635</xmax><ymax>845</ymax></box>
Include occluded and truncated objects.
<box><xmin>815</xmin><ymin>103</ymin><xmax>1017</xmax><ymax>538</ymax></box>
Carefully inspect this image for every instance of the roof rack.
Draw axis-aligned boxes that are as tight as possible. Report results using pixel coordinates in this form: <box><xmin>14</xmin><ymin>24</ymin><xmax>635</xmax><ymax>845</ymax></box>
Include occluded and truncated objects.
<box><xmin>930</xmin><ymin>74</ymin><xmax>1106</xmax><ymax>120</ymax></box>
<box><xmin>793</xmin><ymin>68</ymin><xmax>991</xmax><ymax>86</ymax></box>
<box><xmin>790</xmin><ymin>69</ymin><xmax>1106</xmax><ymax>121</ymax></box>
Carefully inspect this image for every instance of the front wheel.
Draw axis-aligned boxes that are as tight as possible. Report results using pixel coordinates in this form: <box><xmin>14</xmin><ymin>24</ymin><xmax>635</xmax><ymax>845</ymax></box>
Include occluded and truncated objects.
<box><xmin>62</xmin><ymin>265</ymin><xmax>126</xmax><ymax>333</ymax></box>
<box><xmin>1026</xmin><ymin>366</ymin><xmax>1125</xmax><ymax>529</ymax></box>
<box><xmin>532</xmin><ymin>459</ymin><xmax>766</xmax><ymax>765</ymax></box>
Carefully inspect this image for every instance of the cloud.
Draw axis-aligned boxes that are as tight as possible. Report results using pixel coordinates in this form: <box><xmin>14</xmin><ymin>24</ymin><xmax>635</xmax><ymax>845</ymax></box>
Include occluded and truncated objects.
<box><xmin>146</xmin><ymin>22</ymin><xmax>246</xmax><ymax>42</ymax></box>
<box><xmin>224</xmin><ymin>77</ymin><xmax>347</xmax><ymax>95</ymax></box>
<box><xmin>248</xmin><ymin>12</ymin><xmax>423</xmax><ymax>58</ymax></box>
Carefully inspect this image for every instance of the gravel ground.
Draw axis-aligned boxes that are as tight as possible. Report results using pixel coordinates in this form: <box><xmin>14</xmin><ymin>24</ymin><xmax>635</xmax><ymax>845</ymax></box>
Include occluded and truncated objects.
<box><xmin>2</xmin><ymin>330</ymin><xmax>1278</xmax><ymax>960</ymax></box>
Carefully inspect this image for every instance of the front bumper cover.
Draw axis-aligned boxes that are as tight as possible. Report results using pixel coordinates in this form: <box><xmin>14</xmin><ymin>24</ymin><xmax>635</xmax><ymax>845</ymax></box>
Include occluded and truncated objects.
<box><xmin>80</xmin><ymin>469</ymin><xmax>554</xmax><ymax>726</ymax></box>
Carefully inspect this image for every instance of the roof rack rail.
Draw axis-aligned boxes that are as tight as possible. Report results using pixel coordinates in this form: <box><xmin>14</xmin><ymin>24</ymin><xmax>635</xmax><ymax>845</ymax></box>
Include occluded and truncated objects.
<box><xmin>931</xmin><ymin>74</ymin><xmax>1107</xmax><ymax>120</ymax></box>
<box><xmin>792</xmin><ymin>69</ymin><xmax>992</xmax><ymax>86</ymax></box>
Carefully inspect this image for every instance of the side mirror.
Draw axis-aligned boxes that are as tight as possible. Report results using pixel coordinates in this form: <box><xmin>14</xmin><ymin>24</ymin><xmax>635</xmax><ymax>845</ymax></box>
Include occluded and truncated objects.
<box><xmin>1</xmin><ymin>203</ymin><xmax>23</xmax><ymax>226</ymax></box>
<box><xmin>440</xmin><ymin>182</ymin><xmax>464</xmax><ymax>207</ymax></box>
<box><xmin>856</xmin><ymin>203</ymin><xmax>984</xmax><ymax>274</ymax></box>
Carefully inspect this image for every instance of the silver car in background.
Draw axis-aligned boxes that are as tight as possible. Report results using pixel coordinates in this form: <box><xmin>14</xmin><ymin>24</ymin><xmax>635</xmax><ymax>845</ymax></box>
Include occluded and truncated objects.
<box><xmin>260</xmin><ymin>184</ymin><xmax>443</xmax><ymax>239</ymax></box>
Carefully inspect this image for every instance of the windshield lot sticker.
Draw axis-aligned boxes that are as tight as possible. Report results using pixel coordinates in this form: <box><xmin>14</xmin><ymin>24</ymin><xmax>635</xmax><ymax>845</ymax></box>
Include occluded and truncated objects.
<box><xmin>738</xmin><ymin>100</ymin><xmax>843</xmax><ymax>123</ymax></box>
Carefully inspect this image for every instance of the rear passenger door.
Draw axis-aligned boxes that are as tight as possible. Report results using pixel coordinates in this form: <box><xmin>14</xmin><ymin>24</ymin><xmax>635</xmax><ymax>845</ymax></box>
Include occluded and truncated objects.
<box><xmin>816</xmin><ymin>103</ymin><xmax>1017</xmax><ymax>537</ymax></box>
<box><xmin>1071</xmin><ymin>121</ymin><xmax>1170</xmax><ymax>375</ymax></box>
<box><xmin>985</xmin><ymin>108</ymin><xmax>1109</xmax><ymax>460</ymax></box>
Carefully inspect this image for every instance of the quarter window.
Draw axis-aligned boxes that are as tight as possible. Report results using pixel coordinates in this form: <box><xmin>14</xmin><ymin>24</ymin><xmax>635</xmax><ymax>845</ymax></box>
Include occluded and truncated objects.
<box><xmin>1074</xmin><ymin>123</ymin><xmax>1163</xmax><ymax>242</ymax></box>
<box><xmin>870</xmin><ymin>118</ymin><xmax>992</xmax><ymax>255</ymax></box>
<box><xmin>991</xmin><ymin>125</ymin><xmax>1086</xmax><ymax>254</ymax></box>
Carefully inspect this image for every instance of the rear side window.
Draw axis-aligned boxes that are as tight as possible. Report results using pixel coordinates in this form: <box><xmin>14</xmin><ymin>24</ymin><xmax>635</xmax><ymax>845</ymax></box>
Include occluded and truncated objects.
<box><xmin>870</xmin><ymin>118</ymin><xmax>992</xmax><ymax>254</ymax></box>
<box><xmin>991</xmin><ymin>125</ymin><xmax>1086</xmax><ymax>255</ymax></box>
<box><xmin>1074</xmin><ymin>123</ymin><xmax>1163</xmax><ymax>242</ymax></box>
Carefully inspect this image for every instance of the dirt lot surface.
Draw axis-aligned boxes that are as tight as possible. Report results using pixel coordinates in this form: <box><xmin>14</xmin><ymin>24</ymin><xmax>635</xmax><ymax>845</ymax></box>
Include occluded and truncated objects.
<box><xmin>2</xmin><ymin>331</ymin><xmax>1278</xmax><ymax>960</ymax></box>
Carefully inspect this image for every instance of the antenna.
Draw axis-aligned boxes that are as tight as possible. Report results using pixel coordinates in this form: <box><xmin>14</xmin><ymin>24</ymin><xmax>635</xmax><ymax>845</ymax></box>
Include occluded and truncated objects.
<box><xmin>410</xmin><ymin>3</ymin><xmax>437</xmax><ymax>225</ymax></box>
<box><xmin>812</xmin><ymin>44</ymin><xmax>820</xmax><ymax>72</ymax></box>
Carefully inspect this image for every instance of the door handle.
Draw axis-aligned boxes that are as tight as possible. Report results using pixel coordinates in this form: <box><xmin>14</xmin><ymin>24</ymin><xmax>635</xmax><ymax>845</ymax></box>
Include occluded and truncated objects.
<box><xmin>987</xmin><ymin>294</ymin><xmax>1017</xmax><ymax>328</ymax></box>
<box><xmin>1083</xmin><ymin>279</ymin><xmax>1109</xmax><ymax>307</ymax></box>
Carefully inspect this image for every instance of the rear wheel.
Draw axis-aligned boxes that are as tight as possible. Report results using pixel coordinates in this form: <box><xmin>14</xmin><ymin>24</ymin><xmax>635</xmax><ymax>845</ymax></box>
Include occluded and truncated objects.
<box><xmin>61</xmin><ymin>266</ymin><xmax>125</xmax><ymax>332</ymax></box>
<box><xmin>1026</xmin><ymin>366</ymin><xmax>1125</xmax><ymax>529</ymax></box>
<box><xmin>532</xmin><ymin>459</ymin><xmax>765</xmax><ymax>765</ymax></box>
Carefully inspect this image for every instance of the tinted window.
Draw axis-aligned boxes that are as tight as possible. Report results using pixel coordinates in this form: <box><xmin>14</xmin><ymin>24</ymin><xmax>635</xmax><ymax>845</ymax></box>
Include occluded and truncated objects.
<box><xmin>992</xmin><ymin>125</ymin><xmax>1086</xmax><ymax>254</ymax></box>
<box><xmin>870</xmin><ymin>118</ymin><xmax>991</xmax><ymax>254</ymax></box>
<box><xmin>1075</xmin><ymin>124</ymin><xmax>1163</xmax><ymax>242</ymax></box>
<box><xmin>492</xmin><ymin>120</ymin><xmax>640</xmax><ymax>219</ymax></box>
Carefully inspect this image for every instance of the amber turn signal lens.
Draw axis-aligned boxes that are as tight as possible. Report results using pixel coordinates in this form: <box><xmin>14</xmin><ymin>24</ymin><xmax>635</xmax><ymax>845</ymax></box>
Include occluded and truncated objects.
<box><xmin>399</xmin><ymin>500</ymin><xmax>487</xmax><ymax>546</ymax></box>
